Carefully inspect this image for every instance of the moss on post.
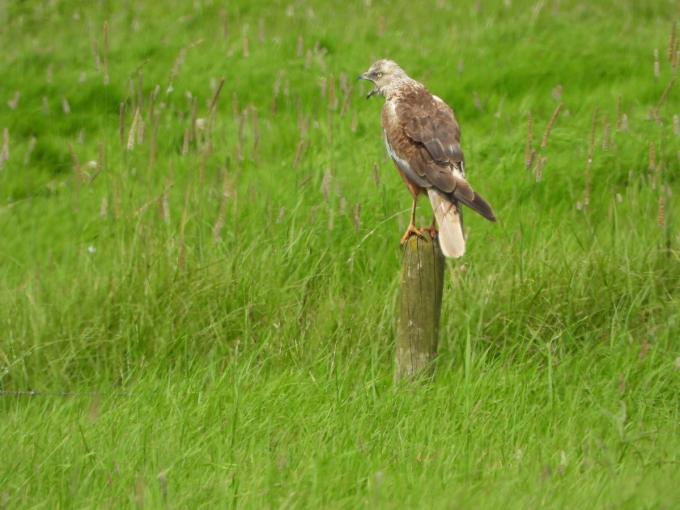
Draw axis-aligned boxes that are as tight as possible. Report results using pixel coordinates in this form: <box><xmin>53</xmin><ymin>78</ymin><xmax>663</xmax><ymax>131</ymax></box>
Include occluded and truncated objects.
<box><xmin>396</xmin><ymin>235</ymin><xmax>445</xmax><ymax>380</ymax></box>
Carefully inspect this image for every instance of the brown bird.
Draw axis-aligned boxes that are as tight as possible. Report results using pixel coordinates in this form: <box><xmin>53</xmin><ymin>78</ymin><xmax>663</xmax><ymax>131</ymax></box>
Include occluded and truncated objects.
<box><xmin>359</xmin><ymin>59</ymin><xmax>496</xmax><ymax>258</ymax></box>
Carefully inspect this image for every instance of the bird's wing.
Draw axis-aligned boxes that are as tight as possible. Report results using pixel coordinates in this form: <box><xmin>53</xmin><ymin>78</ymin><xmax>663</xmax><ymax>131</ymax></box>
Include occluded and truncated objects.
<box><xmin>395</xmin><ymin>88</ymin><xmax>472</xmax><ymax>199</ymax></box>
<box><xmin>395</xmin><ymin>88</ymin><xmax>496</xmax><ymax>222</ymax></box>
<box><xmin>401</xmin><ymin>92</ymin><xmax>464</xmax><ymax>166</ymax></box>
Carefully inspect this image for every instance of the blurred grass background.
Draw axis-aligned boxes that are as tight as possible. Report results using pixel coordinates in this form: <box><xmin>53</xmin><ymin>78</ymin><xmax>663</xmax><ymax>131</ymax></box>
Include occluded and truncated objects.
<box><xmin>1</xmin><ymin>0</ymin><xmax>679</xmax><ymax>507</ymax></box>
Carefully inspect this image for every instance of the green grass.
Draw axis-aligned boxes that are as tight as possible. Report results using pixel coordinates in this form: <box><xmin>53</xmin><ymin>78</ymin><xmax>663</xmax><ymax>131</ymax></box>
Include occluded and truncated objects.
<box><xmin>1</xmin><ymin>0</ymin><xmax>680</xmax><ymax>507</ymax></box>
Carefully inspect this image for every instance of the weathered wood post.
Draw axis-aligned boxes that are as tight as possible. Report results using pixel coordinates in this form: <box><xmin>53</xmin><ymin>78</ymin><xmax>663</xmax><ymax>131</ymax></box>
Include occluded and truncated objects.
<box><xmin>396</xmin><ymin>235</ymin><xmax>445</xmax><ymax>380</ymax></box>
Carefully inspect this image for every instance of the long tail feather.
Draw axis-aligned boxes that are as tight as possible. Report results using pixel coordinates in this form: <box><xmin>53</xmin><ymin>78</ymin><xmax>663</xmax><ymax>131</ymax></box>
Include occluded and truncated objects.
<box><xmin>428</xmin><ymin>189</ymin><xmax>465</xmax><ymax>258</ymax></box>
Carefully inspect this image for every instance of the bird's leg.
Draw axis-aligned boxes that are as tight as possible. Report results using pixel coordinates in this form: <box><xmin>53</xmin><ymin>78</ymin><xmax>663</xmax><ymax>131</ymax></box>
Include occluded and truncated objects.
<box><xmin>426</xmin><ymin>214</ymin><xmax>438</xmax><ymax>240</ymax></box>
<box><xmin>400</xmin><ymin>196</ymin><xmax>426</xmax><ymax>245</ymax></box>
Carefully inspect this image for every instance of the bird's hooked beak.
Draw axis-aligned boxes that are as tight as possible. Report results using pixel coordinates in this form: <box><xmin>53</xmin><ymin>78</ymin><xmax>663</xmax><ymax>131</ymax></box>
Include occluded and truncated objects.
<box><xmin>357</xmin><ymin>72</ymin><xmax>379</xmax><ymax>99</ymax></box>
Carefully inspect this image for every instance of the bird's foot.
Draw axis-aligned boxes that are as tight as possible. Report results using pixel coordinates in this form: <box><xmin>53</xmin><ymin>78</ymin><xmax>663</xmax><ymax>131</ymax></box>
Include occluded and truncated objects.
<box><xmin>400</xmin><ymin>224</ymin><xmax>427</xmax><ymax>245</ymax></box>
<box><xmin>426</xmin><ymin>225</ymin><xmax>439</xmax><ymax>240</ymax></box>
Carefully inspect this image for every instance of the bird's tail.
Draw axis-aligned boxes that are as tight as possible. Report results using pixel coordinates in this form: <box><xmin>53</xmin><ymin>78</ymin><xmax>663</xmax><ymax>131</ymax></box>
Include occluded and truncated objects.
<box><xmin>428</xmin><ymin>188</ymin><xmax>465</xmax><ymax>258</ymax></box>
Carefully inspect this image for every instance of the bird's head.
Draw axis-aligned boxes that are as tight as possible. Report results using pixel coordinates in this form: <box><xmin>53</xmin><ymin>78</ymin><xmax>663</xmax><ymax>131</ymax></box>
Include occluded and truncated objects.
<box><xmin>358</xmin><ymin>59</ymin><xmax>408</xmax><ymax>99</ymax></box>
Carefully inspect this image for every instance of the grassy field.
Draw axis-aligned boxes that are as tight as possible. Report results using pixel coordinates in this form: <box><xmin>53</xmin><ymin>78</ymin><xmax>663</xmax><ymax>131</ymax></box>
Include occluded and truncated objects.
<box><xmin>1</xmin><ymin>0</ymin><xmax>680</xmax><ymax>507</ymax></box>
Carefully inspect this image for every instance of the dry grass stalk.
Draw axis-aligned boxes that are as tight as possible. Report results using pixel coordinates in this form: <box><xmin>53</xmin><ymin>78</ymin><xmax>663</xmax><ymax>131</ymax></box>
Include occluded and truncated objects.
<box><xmin>213</xmin><ymin>169</ymin><xmax>232</xmax><ymax>241</ymax></box>
<box><xmin>158</xmin><ymin>181</ymin><xmax>172</xmax><ymax>225</ymax></box>
<box><xmin>136</xmin><ymin>107</ymin><xmax>145</xmax><ymax>146</ymax></box>
<box><xmin>219</xmin><ymin>9</ymin><xmax>229</xmax><ymax>38</ymax></box>
<box><xmin>134</xmin><ymin>477</ymin><xmax>145</xmax><ymax>508</ymax></box>
<box><xmin>293</xmin><ymin>116</ymin><xmax>308</xmax><ymax>168</ymax></box>
<box><xmin>318</xmin><ymin>77</ymin><xmax>327</xmax><ymax>100</ymax></box>
<box><xmin>601</xmin><ymin>116</ymin><xmax>610</xmax><ymax>151</ymax></box>
<box><xmin>551</xmin><ymin>84</ymin><xmax>563</xmax><ymax>101</ymax></box>
<box><xmin>67</xmin><ymin>143</ymin><xmax>85</xmax><ymax>183</ymax></box>
<box><xmin>149</xmin><ymin>113</ymin><xmax>160</xmax><ymax>168</ymax></box>
<box><xmin>669</xmin><ymin>22</ymin><xmax>677</xmax><ymax>63</ymax></box>
<box><xmin>525</xmin><ymin>110</ymin><xmax>534</xmax><ymax>170</ymax></box>
<box><xmin>102</xmin><ymin>20</ymin><xmax>109</xmax><ymax>85</ymax></box>
<box><xmin>232</xmin><ymin>92</ymin><xmax>239</xmax><ymax>119</ymax></box>
<box><xmin>91</xmin><ymin>38</ymin><xmax>101</xmax><ymax>73</ymax></box>
<box><xmin>68</xmin><ymin>143</ymin><xmax>83</xmax><ymax>212</ymax></box>
<box><xmin>648</xmin><ymin>142</ymin><xmax>656</xmax><ymax>174</ymax></box>
<box><xmin>341</xmin><ymin>87</ymin><xmax>352</xmax><ymax>116</ymax></box>
<box><xmin>271</xmin><ymin>77</ymin><xmax>280</xmax><ymax>116</ymax></box>
<box><xmin>535</xmin><ymin>156</ymin><xmax>547</xmax><ymax>182</ymax></box>
<box><xmin>587</xmin><ymin>109</ymin><xmax>598</xmax><ymax>161</ymax></box>
<box><xmin>258</xmin><ymin>18</ymin><xmax>265</xmax><ymax>43</ymax></box>
<box><xmin>181</xmin><ymin>128</ymin><xmax>191</xmax><ymax>156</ymax></box>
<box><xmin>127</xmin><ymin>108</ymin><xmax>140</xmax><ymax>151</ymax></box>
<box><xmin>62</xmin><ymin>97</ymin><xmax>71</xmax><ymax>114</ymax></box>
<box><xmin>339</xmin><ymin>73</ymin><xmax>352</xmax><ymax>116</ymax></box>
<box><xmin>658</xmin><ymin>186</ymin><xmax>666</xmax><ymax>228</ymax></box>
<box><xmin>189</xmin><ymin>97</ymin><xmax>198</xmax><ymax>145</ymax></box>
<box><xmin>0</xmin><ymin>128</ymin><xmax>9</xmax><ymax>168</ymax></box>
<box><xmin>328</xmin><ymin>76</ymin><xmax>338</xmax><ymax>111</ymax></box>
<box><xmin>296</xmin><ymin>35</ymin><xmax>304</xmax><ymax>57</ymax></box>
<box><xmin>352</xmin><ymin>203</ymin><xmax>361</xmax><ymax>231</ymax></box>
<box><xmin>654</xmin><ymin>48</ymin><xmax>660</xmax><ymax>78</ymax></box>
<box><xmin>128</xmin><ymin>78</ymin><xmax>136</xmax><ymax>111</ymax></box>
<box><xmin>24</xmin><ymin>136</ymin><xmax>36</xmax><ymax>165</ymax></box>
<box><xmin>168</xmin><ymin>47</ymin><xmax>187</xmax><ymax>92</ymax></box>
<box><xmin>112</xmin><ymin>178</ymin><xmax>122</xmax><ymax>219</ymax></box>
<box><xmin>673</xmin><ymin>114</ymin><xmax>680</xmax><ymax>136</ymax></box>
<box><xmin>327</xmin><ymin>205</ymin><xmax>335</xmax><ymax>231</ymax></box>
<box><xmin>656</xmin><ymin>78</ymin><xmax>676</xmax><ymax>113</ymax></box>
<box><xmin>494</xmin><ymin>97</ymin><xmax>504</xmax><ymax>119</ymax></box>
<box><xmin>351</xmin><ymin>111</ymin><xmax>358</xmax><ymax>132</ymax></box>
<box><xmin>377</xmin><ymin>15</ymin><xmax>386</xmax><ymax>37</ymax></box>
<box><xmin>177</xmin><ymin>185</ymin><xmax>192</xmax><ymax>271</ymax></box>
<box><xmin>208</xmin><ymin>78</ymin><xmax>226</xmax><ymax>137</ymax></box>
<box><xmin>373</xmin><ymin>162</ymin><xmax>381</xmax><ymax>187</ymax></box>
<box><xmin>198</xmin><ymin>144</ymin><xmax>212</xmax><ymax>185</ymax></box>
<box><xmin>7</xmin><ymin>91</ymin><xmax>20</xmax><ymax>110</ymax></box>
<box><xmin>136</xmin><ymin>72</ymin><xmax>145</xmax><ymax>112</ymax></box>
<box><xmin>250</xmin><ymin>107</ymin><xmax>259</xmax><ymax>156</ymax></box>
<box><xmin>283</xmin><ymin>79</ymin><xmax>290</xmax><ymax>107</ymax></box>
<box><xmin>321</xmin><ymin>169</ymin><xmax>332</xmax><ymax>200</ymax></box>
<box><xmin>657</xmin><ymin>162</ymin><xmax>664</xmax><ymax>196</ymax></box>
<box><xmin>583</xmin><ymin>109</ymin><xmax>599</xmax><ymax>209</ymax></box>
<box><xmin>242</xmin><ymin>33</ymin><xmax>250</xmax><ymax>58</ymax></box>
<box><xmin>99</xmin><ymin>196</ymin><xmax>108</xmax><ymax>219</ymax></box>
<box><xmin>473</xmin><ymin>91</ymin><xmax>482</xmax><ymax>111</ymax></box>
<box><xmin>540</xmin><ymin>103</ymin><xmax>562</xmax><ymax>149</ymax></box>
<box><xmin>237</xmin><ymin>111</ymin><xmax>246</xmax><ymax>161</ymax></box>
<box><xmin>92</xmin><ymin>142</ymin><xmax>105</xmax><ymax>182</ymax></box>
<box><xmin>118</xmin><ymin>102</ymin><xmax>126</xmax><ymax>146</ymax></box>
<box><xmin>294</xmin><ymin>95</ymin><xmax>302</xmax><ymax>117</ymax></box>
<box><xmin>339</xmin><ymin>196</ymin><xmax>347</xmax><ymax>215</ymax></box>
<box><xmin>151</xmin><ymin>80</ymin><xmax>162</xmax><ymax>105</ymax></box>
<box><xmin>293</xmin><ymin>139</ymin><xmax>306</xmax><ymax>168</ymax></box>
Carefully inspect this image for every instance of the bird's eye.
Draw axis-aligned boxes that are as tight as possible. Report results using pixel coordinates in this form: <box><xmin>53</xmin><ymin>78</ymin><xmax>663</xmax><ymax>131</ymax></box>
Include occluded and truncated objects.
<box><xmin>376</xmin><ymin>72</ymin><xmax>383</xmax><ymax>78</ymax></box>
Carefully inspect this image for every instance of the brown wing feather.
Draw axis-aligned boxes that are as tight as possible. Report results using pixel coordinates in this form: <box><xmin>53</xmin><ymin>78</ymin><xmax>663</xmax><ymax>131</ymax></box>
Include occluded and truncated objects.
<box><xmin>399</xmin><ymin>89</ymin><xmax>463</xmax><ymax>165</ymax></box>
<box><xmin>395</xmin><ymin>87</ymin><xmax>496</xmax><ymax>222</ymax></box>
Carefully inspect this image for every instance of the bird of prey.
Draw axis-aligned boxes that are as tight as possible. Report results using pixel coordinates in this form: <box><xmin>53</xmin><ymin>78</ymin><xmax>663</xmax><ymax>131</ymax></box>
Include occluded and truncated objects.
<box><xmin>359</xmin><ymin>59</ymin><xmax>496</xmax><ymax>258</ymax></box>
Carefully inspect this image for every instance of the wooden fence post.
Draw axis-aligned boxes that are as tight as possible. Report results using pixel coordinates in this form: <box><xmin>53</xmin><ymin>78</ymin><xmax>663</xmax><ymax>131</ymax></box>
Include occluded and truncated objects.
<box><xmin>396</xmin><ymin>235</ymin><xmax>445</xmax><ymax>380</ymax></box>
